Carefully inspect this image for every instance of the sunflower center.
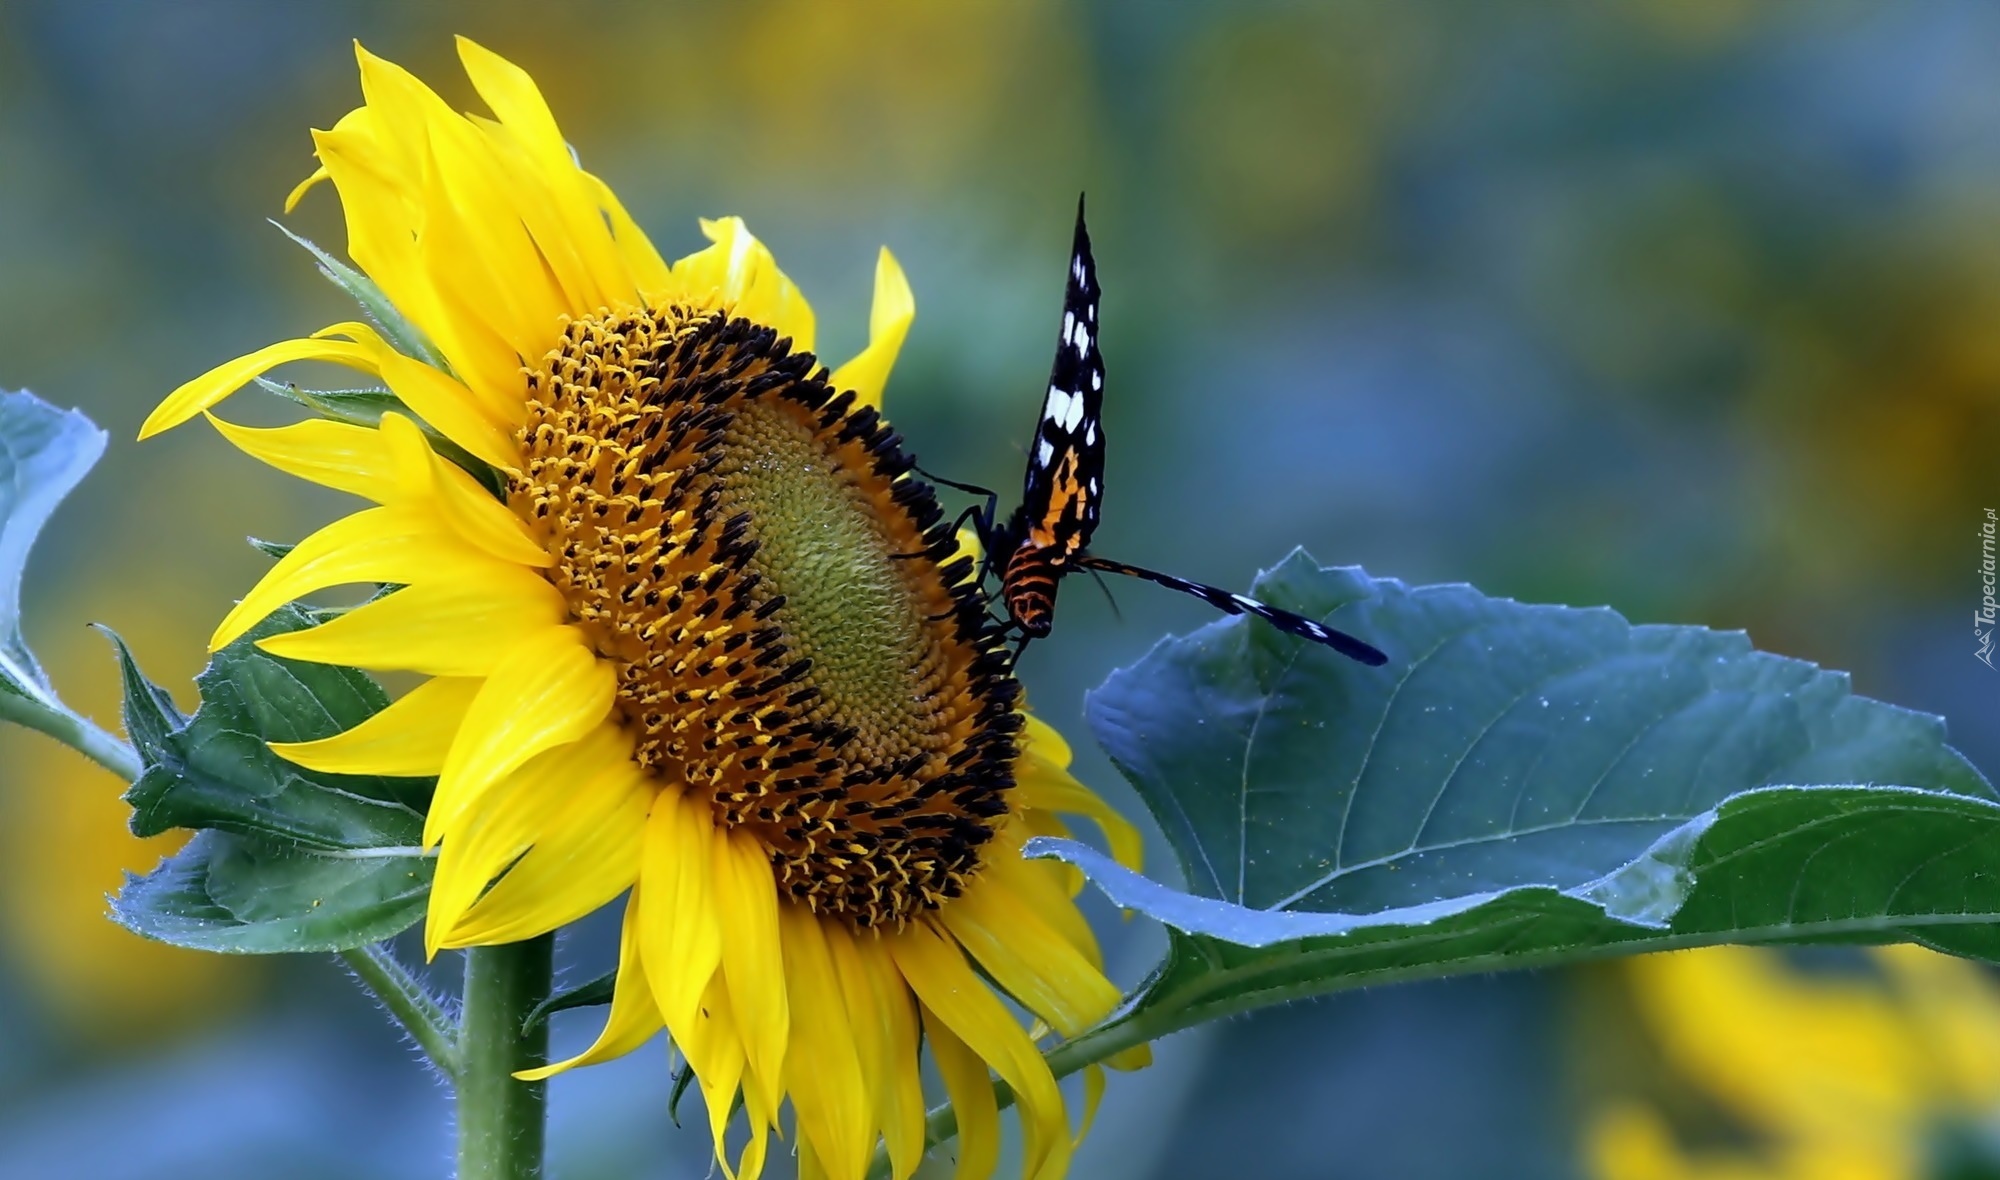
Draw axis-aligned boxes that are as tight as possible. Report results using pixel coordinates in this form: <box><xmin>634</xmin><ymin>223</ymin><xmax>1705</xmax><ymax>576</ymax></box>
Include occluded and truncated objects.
<box><xmin>510</xmin><ymin>308</ymin><xmax>1020</xmax><ymax>927</ymax></box>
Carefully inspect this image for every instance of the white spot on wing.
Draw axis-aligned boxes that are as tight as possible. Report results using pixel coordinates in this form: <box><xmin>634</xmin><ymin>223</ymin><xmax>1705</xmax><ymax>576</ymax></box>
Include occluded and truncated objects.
<box><xmin>1083</xmin><ymin>421</ymin><xmax>1097</xmax><ymax>445</ymax></box>
<box><xmin>1090</xmin><ymin>370</ymin><xmax>1102</xmax><ymax>390</ymax></box>
<box><xmin>1061</xmin><ymin>389</ymin><xmax>1086</xmax><ymax>431</ymax></box>
<box><xmin>1045</xmin><ymin>386</ymin><xmax>1075</xmax><ymax>429</ymax></box>
<box><xmin>1037</xmin><ymin>439</ymin><xmax>1055</xmax><ymax>467</ymax></box>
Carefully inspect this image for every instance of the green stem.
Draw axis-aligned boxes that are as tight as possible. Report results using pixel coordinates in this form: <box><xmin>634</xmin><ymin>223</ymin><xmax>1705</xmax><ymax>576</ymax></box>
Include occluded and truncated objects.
<box><xmin>339</xmin><ymin>943</ymin><xmax>460</xmax><ymax>1082</ymax></box>
<box><xmin>0</xmin><ymin>690</ymin><xmax>141</xmax><ymax>781</ymax></box>
<box><xmin>457</xmin><ymin>937</ymin><xmax>554</xmax><ymax>1180</ymax></box>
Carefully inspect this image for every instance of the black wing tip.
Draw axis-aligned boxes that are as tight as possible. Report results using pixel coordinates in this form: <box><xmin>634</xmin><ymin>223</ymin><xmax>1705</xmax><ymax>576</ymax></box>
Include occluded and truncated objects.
<box><xmin>1072</xmin><ymin>193</ymin><xmax>1092</xmax><ymax>255</ymax></box>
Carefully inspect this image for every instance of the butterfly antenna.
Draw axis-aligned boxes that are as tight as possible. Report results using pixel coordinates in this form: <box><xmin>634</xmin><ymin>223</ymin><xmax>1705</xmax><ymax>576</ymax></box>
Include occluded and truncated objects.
<box><xmin>1077</xmin><ymin>555</ymin><xmax>1387</xmax><ymax>666</ymax></box>
<box><xmin>1084</xmin><ymin>564</ymin><xmax>1124</xmax><ymax>623</ymax></box>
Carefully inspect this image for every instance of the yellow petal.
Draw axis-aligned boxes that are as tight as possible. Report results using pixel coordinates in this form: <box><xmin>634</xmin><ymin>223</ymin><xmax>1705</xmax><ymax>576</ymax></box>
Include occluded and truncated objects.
<box><xmin>712</xmin><ymin>828</ymin><xmax>790</xmax><ymax>1102</ymax></box>
<box><xmin>680</xmin><ymin>972</ymin><xmax>764</xmax><ymax>1180</ymax></box>
<box><xmin>889</xmin><ymin>922</ymin><xmax>1071</xmax><ymax>1180</ymax></box>
<box><xmin>679</xmin><ymin>217</ymin><xmax>816</xmax><ymax>353</ymax></box>
<box><xmin>638</xmin><ymin>787</ymin><xmax>723</xmax><ymax>1039</ymax></box>
<box><xmin>584</xmin><ymin>172</ymin><xmax>673</xmax><ymax>305</ymax></box>
<box><xmin>285</xmin><ymin>165</ymin><xmax>330</xmax><ymax>214</ymax></box>
<box><xmin>855</xmin><ymin>939</ymin><xmax>928</xmax><ymax>1180</ymax></box>
<box><xmin>254</xmin><ymin>573</ymin><xmax>566</xmax><ymax>676</ymax></box>
<box><xmin>516</xmin><ymin>890</ymin><xmax>662</xmax><ymax>1080</ymax></box>
<box><xmin>1016</xmin><ymin>744</ymin><xmax>1144</xmax><ymax>876</ymax></box>
<box><xmin>377</xmin><ymin>413</ymin><xmax>547</xmax><ymax>566</ymax></box>
<box><xmin>941</xmin><ymin>869</ymin><xmax>1121</xmax><ymax>1039</ymax></box>
<box><xmin>205</xmin><ymin>413</ymin><xmax>399</xmax><ymax>502</ymax></box>
<box><xmin>455</xmin><ymin>36</ymin><xmax>633</xmax><ymax>310</ymax></box>
<box><xmin>311</xmin><ymin>109</ymin><xmax>522</xmax><ymax>409</ymax></box>
<box><xmin>978</xmin><ymin>828</ymin><xmax>1103</xmax><ymax>971</ymax></box>
<box><xmin>1020</xmin><ymin>713</ymin><xmax>1073</xmax><ymax>768</ymax></box>
<box><xmin>444</xmin><ymin>754</ymin><xmax>651</xmax><ymax>946</ymax></box>
<box><xmin>922</xmin><ymin>1005</ymin><xmax>1000</xmax><ymax>1180</ymax></box>
<box><xmin>464</xmin><ymin>115</ymin><xmax>610</xmax><ymax>315</ymax></box>
<box><xmin>829</xmin><ymin>248</ymin><xmax>915</xmax><ymax>411</ymax></box>
<box><xmin>427</xmin><ymin>721</ymin><xmax>632</xmax><ymax>946</ymax></box>
<box><xmin>778</xmin><ymin>905</ymin><xmax>871</xmax><ymax>1180</ymax></box>
<box><xmin>210</xmin><ymin>505</ymin><xmax>465</xmax><ymax>650</ymax></box>
<box><xmin>317</xmin><ymin>320</ymin><xmax>519</xmax><ymax>470</ymax></box>
<box><xmin>309</xmin><ymin>113</ymin><xmax>421</xmax><ymax>306</ymax></box>
<box><xmin>403</xmin><ymin>104</ymin><xmax>570</xmax><ymax>373</ymax></box>
<box><xmin>356</xmin><ymin>46</ymin><xmax>563</xmax><ymax>376</ymax></box>
<box><xmin>351</xmin><ymin>44</ymin><xmax>430</xmax><ymax>187</ymax></box>
<box><xmin>426</xmin><ymin>628</ymin><xmax>614</xmax><ymax>847</ymax></box>
<box><xmin>143</xmin><ymin>334</ymin><xmax>376</xmax><ymax>439</ymax></box>
<box><xmin>270</xmin><ymin>675</ymin><xmax>482</xmax><ymax>777</ymax></box>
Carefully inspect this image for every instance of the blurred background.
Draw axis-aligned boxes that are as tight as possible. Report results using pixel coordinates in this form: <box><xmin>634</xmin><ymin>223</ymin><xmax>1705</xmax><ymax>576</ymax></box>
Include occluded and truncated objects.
<box><xmin>1</xmin><ymin>0</ymin><xmax>1997</xmax><ymax>1176</ymax></box>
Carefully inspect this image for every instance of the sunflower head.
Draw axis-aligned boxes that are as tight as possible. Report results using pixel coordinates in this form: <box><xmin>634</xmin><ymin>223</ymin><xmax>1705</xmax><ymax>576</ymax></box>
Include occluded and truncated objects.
<box><xmin>143</xmin><ymin>37</ymin><xmax>1145</xmax><ymax>1180</ymax></box>
<box><xmin>517</xmin><ymin>303</ymin><xmax>1022</xmax><ymax>928</ymax></box>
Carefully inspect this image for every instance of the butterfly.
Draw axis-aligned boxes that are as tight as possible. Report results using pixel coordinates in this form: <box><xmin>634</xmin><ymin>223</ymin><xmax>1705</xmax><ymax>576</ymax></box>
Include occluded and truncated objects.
<box><xmin>940</xmin><ymin>196</ymin><xmax>1388</xmax><ymax>667</ymax></box>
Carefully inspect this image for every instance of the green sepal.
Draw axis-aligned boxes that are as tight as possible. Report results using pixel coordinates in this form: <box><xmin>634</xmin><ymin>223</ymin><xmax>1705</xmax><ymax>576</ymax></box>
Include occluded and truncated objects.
<box><xmin>667</xmin><ymin>1062</ymin><xmax>697</xmax><ymax>1128</ymax></box>
<box><xmin>523</xmin><ymin>968</ymin><xmax>616</xmax><ymax>1032</ymax></box>
<box><xmin>270</xmin><ymin>220</ymin><xmax>448</xmax><ymax>372</ymax></box>
<box><xmin>108</xmin><ymin>604</ymin><xmax>435</xmax><ymax>953</ymax></box>
<box><xmin>97</xmin><ymin>624</ymin><xmax>183</xmax><ymax>760</ymax></box>
<box><xmin>247</xmin><ymin>536</ymin><xmax>296</xmax><ymax>561</ymax></box>
<box><xmin>251</xmin><ymin>377</ymin><xmax>507</xmax><ymax>499</ymax></box>
<box><xmin>1048</xmin><ymin>553</ymin><xmax>1998</xmax><ymax>1037</ymax></box>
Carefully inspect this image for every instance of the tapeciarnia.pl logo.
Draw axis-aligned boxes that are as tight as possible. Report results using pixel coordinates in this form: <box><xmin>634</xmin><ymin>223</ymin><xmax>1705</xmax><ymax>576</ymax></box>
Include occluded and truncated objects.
<box><xmin>1979</xmin><ymin>508</ymin><xmax>1997</xmax><ymax>668</ymax></box>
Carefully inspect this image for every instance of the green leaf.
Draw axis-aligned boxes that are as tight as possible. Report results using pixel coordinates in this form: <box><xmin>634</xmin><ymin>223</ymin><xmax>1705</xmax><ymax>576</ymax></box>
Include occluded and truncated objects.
<box><xmin>115</xmin><ymin>830</ymin><xmax>434</xmax><ymax>954</ymax></box>
<box><xmin>1053</xmin><ymin>553</ymin><xmax>1998</xmax><ymax>1042</ymax></box>
<box><xmin>0</xmin><ymin>390</ymin><xmax>106</xmax><ymax>709</ymax></box>
<box><xmin>109</xmin><ymin>604</ymin><xmax>434</xmax><ymax>953</ymax></box>
<box><xmin>120</xmin><ymin>605</ymin><xmax>428</xmax><ymax>846</ymax></box>
<box><xmin>270</xmin><ymin>220</ymin><xmax>447</xmax><ymax>372</ymax></box>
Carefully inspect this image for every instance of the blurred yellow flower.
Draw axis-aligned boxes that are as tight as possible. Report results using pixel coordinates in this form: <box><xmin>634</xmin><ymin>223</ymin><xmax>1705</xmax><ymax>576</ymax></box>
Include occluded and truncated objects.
<box><xmin>1587</xmin><ymin>945</ymin><xmax>2000</xmax><ymax>1180</ymax></box>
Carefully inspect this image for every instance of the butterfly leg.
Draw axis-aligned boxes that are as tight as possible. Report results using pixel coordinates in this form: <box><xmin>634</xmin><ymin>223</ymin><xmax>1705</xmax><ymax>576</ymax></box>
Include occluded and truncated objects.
<box><xmin>914</xmin><ymin>465</ymin><xmax>1003</xmax><ymax>554</ymax></box>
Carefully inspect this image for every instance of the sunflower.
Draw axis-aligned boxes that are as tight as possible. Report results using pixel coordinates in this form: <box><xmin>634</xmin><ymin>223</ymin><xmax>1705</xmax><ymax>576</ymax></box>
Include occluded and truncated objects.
<box><xmin>140</xmin><ymin>38</ymin><xmax>1145</xmax><ymax>1180</ymax></box>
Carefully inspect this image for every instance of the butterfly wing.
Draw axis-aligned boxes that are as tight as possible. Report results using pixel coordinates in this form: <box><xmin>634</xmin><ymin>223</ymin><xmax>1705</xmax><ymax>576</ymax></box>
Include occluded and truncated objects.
<box><xmin>1019</xmin><ymin>195</ymin><xmax>1106</xmax><ymax>562</ymax></box>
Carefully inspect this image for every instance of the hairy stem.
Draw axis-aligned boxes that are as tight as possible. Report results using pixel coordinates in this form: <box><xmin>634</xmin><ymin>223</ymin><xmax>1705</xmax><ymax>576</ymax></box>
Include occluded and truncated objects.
<box><xmin>457</xmin><ymin>937</ymin><xmax>554</xmax><ymax>1180</ymax></box>
<box><xmin>339</xmin><ymin>942</ymin><xmax>460</xmax><ymax>1082</ymax></box>
<box><xmin>0</xmin><ymin>690</ymin><xmax>141</xmax><ymax>781</ymax></box>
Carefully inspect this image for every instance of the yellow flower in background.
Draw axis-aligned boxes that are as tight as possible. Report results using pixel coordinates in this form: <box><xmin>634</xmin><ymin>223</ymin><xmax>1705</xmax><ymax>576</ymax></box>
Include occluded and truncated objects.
<box><xmin>1587</xmin><ymin>945</ymin><xmax>2000</xmax><ymax>1180</ymax></box>
<box><xmin>0</xmin><ymin>587</ymin><xmax>241</xmax><ymax>1038</ymax></box>
<box><xmin>140</xmin><ymin>38</ymin><xmax>1144</xmax><ymax>1180</ymax></box>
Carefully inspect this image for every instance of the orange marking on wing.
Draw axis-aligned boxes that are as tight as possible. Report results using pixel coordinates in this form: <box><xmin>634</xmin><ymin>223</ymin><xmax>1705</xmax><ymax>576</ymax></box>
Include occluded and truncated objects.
<box><xmin>1029</xmin><ymin>452</ymin><xmax>1091</xmax><ymax>555</ymax></box>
